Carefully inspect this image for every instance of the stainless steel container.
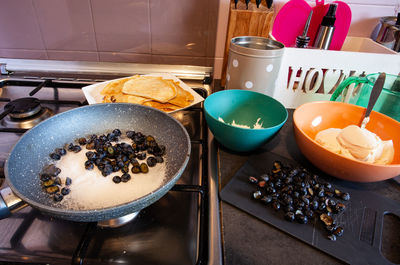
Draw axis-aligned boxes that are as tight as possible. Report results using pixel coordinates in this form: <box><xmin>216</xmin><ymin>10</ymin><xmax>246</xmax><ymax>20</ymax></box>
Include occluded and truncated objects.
<box><xmin>225</xmin><ymin>36</ymin><xmax>285</xmax><ymax>97</ymax></box>
<box><xmin>372</xmin><ymin>16</ymin><xmax>398</xmax><ymax>50</ymax></box>
<box><xmin>391</xmin><ymin>25</ymin><xmax>400</xmax><ymax>52</ymax></box>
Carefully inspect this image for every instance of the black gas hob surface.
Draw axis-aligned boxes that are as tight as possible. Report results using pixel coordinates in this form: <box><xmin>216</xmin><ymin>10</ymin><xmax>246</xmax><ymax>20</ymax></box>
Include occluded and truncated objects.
<box><xmin>0</xmin><ymin>66</ymin><xmax>214</xmax><ymax>265</ymax></box>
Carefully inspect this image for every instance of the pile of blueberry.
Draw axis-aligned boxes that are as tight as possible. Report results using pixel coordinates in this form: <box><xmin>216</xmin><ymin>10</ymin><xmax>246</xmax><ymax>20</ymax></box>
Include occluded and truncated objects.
<box><xmin>41</xmin><ymin>129</ymin><xmax>166</xmax><ymax>202</ymax></box>
<box><xmin>74</xmin><ymin>129</ymin><xmax>166</xmax><ymax>183</ymax></box>
<box><xmin>39</xmin><ymin>164</ymin><xmax>71</xmax><ymax>202</ymax></box>
<box><xmin>249</xmin><ymin>161</ymin><xmax>350</xmax><ymax>241</ymax></box>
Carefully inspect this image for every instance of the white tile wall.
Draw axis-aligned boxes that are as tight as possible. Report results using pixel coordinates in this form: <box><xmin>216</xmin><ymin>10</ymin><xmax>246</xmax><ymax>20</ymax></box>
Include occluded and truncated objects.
<box><xmin>213</xmin><ymin>0</ymin><xmax>400</xmax><ymax>79</ymax></box>
<box><xmin>347</xmin><ymin>3</ymin><xmax>398</xmax><ymax>37</ymax></box>
<box><xmin>340</xmin><ymin>0</ymin><xmax>398</xmax><ymax>5</ymax></box>
<box><xmin>0</xmin><ymin>0</ymin><xmax>219</xmax><ymax>66</ymax></box>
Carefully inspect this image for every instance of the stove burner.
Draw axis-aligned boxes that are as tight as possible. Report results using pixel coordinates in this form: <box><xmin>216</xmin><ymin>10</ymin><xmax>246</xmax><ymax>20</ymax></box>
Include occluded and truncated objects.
<box><xmin>4</xmin><ymin>97</ymin><xmax>42</xmax><ymax>119</ymax></box>
<box><xmin>1</xmin><ymin>107</ymin><xmax>53</xmax><ymax>129</ymax></box>
<box><xmin>97</xmin><ymin>212</ymin><xmax>139</xmax><ymax>228</ymax></box>
<box><xmin>0</xmin><ymin>97</ymin><xmax>54</xmax><ymax>129</ymax></box>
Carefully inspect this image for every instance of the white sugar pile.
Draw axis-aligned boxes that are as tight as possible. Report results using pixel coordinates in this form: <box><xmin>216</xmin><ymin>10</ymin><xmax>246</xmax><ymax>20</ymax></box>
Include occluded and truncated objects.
<box><xmin>56</xmin><ymin>144</ymin><xmax>166</xmax><ymax>210</ymax></box>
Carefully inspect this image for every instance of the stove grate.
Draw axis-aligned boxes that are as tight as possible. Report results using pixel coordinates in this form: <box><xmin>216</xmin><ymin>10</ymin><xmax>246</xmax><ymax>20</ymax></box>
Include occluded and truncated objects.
<box><xmin>0</xmin><ymin>81</ymin><xmax>211</xmax><ymax>265</ymax></box>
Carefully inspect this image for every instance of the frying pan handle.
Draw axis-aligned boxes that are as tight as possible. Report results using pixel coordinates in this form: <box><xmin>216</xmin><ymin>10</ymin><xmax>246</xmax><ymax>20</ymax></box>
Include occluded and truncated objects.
<box><xmin>0</xmin><ymin>189</ymin><xmax>11</xmax><ymax>219</ymax></box>
<box><xmin>0</xmin><ymin>187</ymin><xmax>27</xmax><ymax>219</ymax></box>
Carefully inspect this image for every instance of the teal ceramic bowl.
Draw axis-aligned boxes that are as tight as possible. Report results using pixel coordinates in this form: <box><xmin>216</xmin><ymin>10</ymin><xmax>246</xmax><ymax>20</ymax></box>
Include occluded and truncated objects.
<box><xmin>204</xmin><ymin>89</ymin><xmax>288</xmax><ymax>152</ymax></box>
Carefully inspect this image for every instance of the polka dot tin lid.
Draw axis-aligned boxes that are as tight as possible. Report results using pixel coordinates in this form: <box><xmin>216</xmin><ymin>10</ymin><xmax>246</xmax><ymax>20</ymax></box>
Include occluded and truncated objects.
<box><xmin>225</xmin><ymin>36</ymin><xmax>285</xmax><ymax>97</ymax></box>
<box><xmin>230</xmin><ymin>36</ymin><xmax>284</xmax><ymax>57</ymax></box>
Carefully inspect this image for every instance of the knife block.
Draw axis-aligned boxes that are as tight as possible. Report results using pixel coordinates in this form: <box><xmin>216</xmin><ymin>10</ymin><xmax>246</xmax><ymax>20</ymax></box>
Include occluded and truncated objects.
<box><xmin>221</xmin><ymin>0</ymin><xmax>275</xmax><ymax>87</ymax></box>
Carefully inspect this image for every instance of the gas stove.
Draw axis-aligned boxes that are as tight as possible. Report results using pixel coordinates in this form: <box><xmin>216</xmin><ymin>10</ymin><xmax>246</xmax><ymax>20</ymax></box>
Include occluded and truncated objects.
<box><xmin>0</xmin><ymin>59</ymin><xmax>222</xmax><ymax>265</ymax></box>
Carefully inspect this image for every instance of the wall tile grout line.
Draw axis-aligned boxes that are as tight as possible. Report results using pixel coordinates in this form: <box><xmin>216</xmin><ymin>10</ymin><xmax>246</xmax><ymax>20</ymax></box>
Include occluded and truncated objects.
<box><xmin>30</xmin><ymin>0</ymin><xmax>49</xmax><ymax>60</ymax></box>
<box><xmin>148</xmin><ymin>0</ymin><xmax>153</xmax><ymax>64</ymax></box>
<box><xmin>205</xmin><ymin>0</ymin><xmax>211</xmax><ymax>58</ymax></box>
<box><xmin>88</xmin><ymin>0</ymin><xmax>100</xmax><ymax>62</ymax></box>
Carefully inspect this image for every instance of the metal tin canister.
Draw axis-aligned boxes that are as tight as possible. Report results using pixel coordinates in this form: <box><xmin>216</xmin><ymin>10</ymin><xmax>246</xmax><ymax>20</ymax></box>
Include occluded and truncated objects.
<box><xmin>373</xmin><ymin>16</ymin><xmax>398</xmax><ymax>49</ymax></box>
<box><xmin>225</xmin><ymin>36</ymin><xmax>284</xmax><ymax>97</ymax></box>
<box><xmin>391</xmin><ymin>25</ymin><xmax>400</xmax><ymax>52</ymax></box>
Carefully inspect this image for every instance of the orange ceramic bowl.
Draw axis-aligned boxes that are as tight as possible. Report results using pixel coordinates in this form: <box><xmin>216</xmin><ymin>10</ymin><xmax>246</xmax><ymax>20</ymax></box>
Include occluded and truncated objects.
<box><xmin>293</xmin><ymin>101</ymin><xmax>400</xmax><ymax>182</ymax></box>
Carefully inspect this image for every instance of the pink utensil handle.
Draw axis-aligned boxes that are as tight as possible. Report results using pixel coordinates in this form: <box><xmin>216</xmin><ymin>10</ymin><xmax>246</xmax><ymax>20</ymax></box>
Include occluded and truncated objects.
<box><xmin>271</xmin><ymin>0</ymin><xmax>312</xmax><ymax>47</ymax></box>
<box><xmin>330</xmin><ymin>1</ymin><xmax>352</xmax><ymax>50</ymax></box>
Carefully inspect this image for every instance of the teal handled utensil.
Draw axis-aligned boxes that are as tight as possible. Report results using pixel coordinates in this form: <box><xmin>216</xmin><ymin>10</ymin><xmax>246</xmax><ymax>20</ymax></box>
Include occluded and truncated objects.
<box><xmin>331</xmin><ymin>73</ymin><xmax>400</xmax><ymax>122</ymax></box>
<box><xmin>360</xmin><ymin>72</ymin><xmax>385</xmax><ymax>129</ymax></box>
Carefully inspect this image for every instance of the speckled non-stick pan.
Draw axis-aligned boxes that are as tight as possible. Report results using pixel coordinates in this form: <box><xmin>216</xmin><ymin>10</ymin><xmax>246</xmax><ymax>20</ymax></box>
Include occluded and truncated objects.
<box><xmin>1</xmin><ymin>103</ymin><xmax>190</xmax><ymax>222</ymax></box>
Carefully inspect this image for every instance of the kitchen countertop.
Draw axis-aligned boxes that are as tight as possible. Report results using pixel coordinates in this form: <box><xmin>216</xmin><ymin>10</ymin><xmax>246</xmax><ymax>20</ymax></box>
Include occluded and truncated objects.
<box><xmin>217</xmin><ymin>108</ymin><xmax>400</xmax><ymax>265</ymax></box>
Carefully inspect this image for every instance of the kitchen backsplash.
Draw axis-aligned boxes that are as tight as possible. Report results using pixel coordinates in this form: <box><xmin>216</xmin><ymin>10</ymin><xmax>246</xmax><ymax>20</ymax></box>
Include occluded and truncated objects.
<box><xmin>1</xmin><ymin>0</ymin><xmax>399</xmax><ymax>78</ymax></box>
<box><xmin>213</xmin><ymin>0</ymin><xmax>400</xmax><ymax>78</ymax></box>
<box><xmin>0</xmin><ymin>0</ymin><xmax>218</xmax><ymax>66</ymax></box>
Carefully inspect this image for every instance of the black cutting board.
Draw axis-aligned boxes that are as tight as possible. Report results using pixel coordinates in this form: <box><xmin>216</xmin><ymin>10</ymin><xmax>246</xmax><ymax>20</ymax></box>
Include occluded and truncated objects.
<box><xmin>220</xmin><ymin>151</ymin><xmax>400</xmax><ymax>265</ymax></box>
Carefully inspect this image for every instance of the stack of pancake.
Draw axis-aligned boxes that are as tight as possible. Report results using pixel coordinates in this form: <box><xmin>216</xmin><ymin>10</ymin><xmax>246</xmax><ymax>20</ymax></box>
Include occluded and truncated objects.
<box><xmin>101</xmin><ymin>75</ymin><xmax>194</xmax><ymax>112</ymax></box>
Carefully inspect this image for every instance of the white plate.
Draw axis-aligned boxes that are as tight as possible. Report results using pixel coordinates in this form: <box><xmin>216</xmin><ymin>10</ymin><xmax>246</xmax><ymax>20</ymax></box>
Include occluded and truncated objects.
<box><xmin>82</xmin><ymin>73</ymin><xmax>204</xmax><ymax>113</ymax></box>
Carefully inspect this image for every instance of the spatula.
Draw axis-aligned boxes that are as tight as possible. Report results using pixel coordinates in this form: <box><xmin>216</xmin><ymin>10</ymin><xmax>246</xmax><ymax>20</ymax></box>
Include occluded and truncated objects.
<box><xmin>272</xmin><ymin>0</ymin><xmax>312</xmax><ymax>47</ymax></box>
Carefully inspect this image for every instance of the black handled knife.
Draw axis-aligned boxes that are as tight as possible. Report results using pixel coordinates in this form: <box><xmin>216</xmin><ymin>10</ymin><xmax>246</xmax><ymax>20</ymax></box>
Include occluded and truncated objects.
<box><xmin>266</xmin><ymin>0</ymin><xmax>273</xmax><ymax>8</ymax></box>
<box><xmin>245</xmin><ymin>0</ymin><xmax>250</xmax><ymax>9</ymax></box>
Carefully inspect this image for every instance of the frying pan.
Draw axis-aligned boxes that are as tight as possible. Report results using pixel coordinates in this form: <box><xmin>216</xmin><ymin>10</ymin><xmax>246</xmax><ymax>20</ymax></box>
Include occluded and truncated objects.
<box><xmin>0</xmin><ymin>103</ymin><xmax>191</xmax><ymax>222</ymax></box>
